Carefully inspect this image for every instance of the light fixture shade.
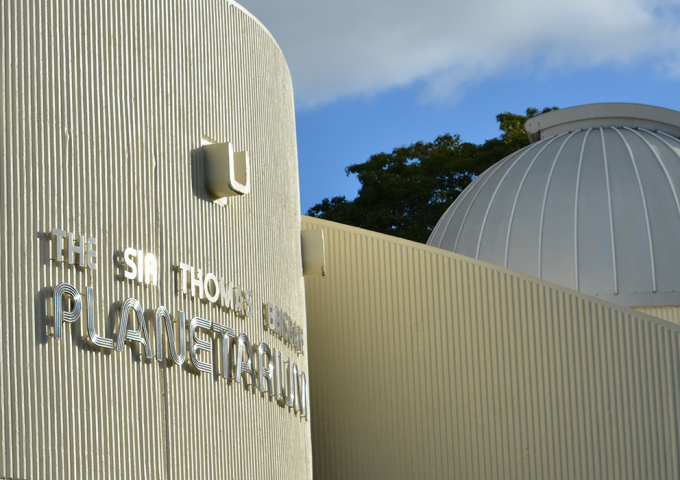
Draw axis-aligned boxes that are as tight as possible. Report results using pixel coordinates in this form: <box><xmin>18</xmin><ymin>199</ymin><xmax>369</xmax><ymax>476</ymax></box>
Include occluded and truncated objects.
<box><xmin>301</xmin><ymin>228</ymin><xmax>326</xmax><ymax>277</ymax></box>
<box><xmin>203</xmin><ymin>142</ymin><xmax>251</xmax><ymax>198</ymax></box>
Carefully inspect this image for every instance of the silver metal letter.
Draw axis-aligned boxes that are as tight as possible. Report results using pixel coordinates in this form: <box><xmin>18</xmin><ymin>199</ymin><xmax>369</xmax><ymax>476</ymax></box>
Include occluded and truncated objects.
<box><xmin>220</xmin><ymin>279</ymin><xmax>234</xmax><ymax>310</ymax></box>
<box><xmin>284</xmin><ymin>360</ymin><xmax>296</xmax><ymax>409</ymax></box>
<box><xmin>298</xmin><ymin>371</ymin><xmax>308</xmax><ymax>419</ymax></box>
<box><xmin>188</xmin><ymin>317</ymin><xmax>212</xmax><ymax>373</ymax></box>
<box><xmin>67</xmin><ymin>232</ymin><xmax>86</xmax><ymax>267</ymax></box>
<box><xmin>191</xmin><ymin>267</ymin><xmax>204</xmax><ymax>299</ymax></box>
<box><xmin>283</xmin><ymin>313</ymin><xmax>290</xmax><ymax>342</ymax></box>
<box><xmin>275</xmin><ymin>308</ymin><xmax>282</xmax><ymax>336</ymax></box>
<box><xmin>213</xmin><ymin>323</ymin><xmax>236</xmax><ymax>380</ymax></box>
<box><xmin>267</xmin><ymin>302</ymin><xmax>276</xmax><ymax>331</ymax></box>
<box><xmin>178</xmin><ymin>262</ymin><xmax>191</xmax><ymax>294</ymax></box>
<box><xmin>277</xmin><ymin>355</ymin><xmax>295</xmax><ymax>408</ymax></box>
<box><xmin>51</xmin><ymin>229</ymin><xmax>66</xmax><ymax>261</ymax></box>
<box><xmin>85</xmin><ymin>287</ymin><xmax>113</xmax><ymax>349</ymax></box>
<box><xmin>52</xmin><ymin>282</ymin><xmax>81</xmax><ymax>340</ymax></box>
<box><xmin>273</xmin><ymin>348</ymin><xmax>283</xmax><ymax>403</ymax></box>
<box><xmin>123</xmin><ymin>248</ymin><xmax>137</xmax><ymax>280</ymax></box>
<box><xmin>136</xmin><ymin>250</ymin><xmax>143</xmax><ymax>282</ymax></box>
<box><xmin>234</xmin><ymin>286</ymin><xmax>244</xmax><ymax>315</ymax></box>
<box><xmin>245</xmin><ymin>289</ymin><xmax>253</xmax><ymax>318</ymax></box>
<box><xmin>86</xmin><ymin>237</ymin><xmax>97</xmax><ymax>270</ymax></box>
<box><xmin>204</xmin><ymin>273</ymin><xmax>220</xmax><ymax>303</ymax></box>
<box><xmin>154</xmin><ymin>307</ymin><xmax>186</xmax><ymax>366</ymax></box>
<box><xmin>116</xmin><ymin>298</ymin><xmax>153</xmax><ymax>358</ymax></box>
<box><xmin>258</xmin><ymin>342</ymin><xmax>274</xmax><ymax>396</ymax></box>
<box><xmin>144</xmin><ymin>253</ymin><xmax>157</xmax><ymax>286</ymax></box>
<box><xmin>235</xmin><ymin>333</ymin><xmax>257</xmax><ymax>389</ymax></box>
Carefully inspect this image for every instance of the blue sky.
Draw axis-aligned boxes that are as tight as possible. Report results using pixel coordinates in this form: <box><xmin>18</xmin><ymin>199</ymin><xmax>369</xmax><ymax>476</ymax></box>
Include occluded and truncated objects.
<box><xmin>237</xmin><ymin>0</ymin><xmax>680</xmax><ymax>212</ymax></box>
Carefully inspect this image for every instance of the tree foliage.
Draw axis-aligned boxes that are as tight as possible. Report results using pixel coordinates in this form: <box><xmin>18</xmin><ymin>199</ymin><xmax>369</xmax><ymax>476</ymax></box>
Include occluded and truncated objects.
<box><xmin>307</xmin><ymin>107</ymin><xmax>557</xmax><ymax>244</ymax></box>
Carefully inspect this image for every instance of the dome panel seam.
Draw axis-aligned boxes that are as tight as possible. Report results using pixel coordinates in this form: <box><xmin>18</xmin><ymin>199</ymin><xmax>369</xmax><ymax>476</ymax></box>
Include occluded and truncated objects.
<box><xmin>601</xmin><ymin>127</ymin><xmax>618</xmax><ymax>295</ymax></box>
<box><xmin>475</xmin><ymin>143</ymin><xmax>539</xmax><ymax>260</ymax></box>
<box><xmin>452</xmin><ymin>158</ymin><xmax>511</xmax><ymax>252</ymax></box>
<box><xmin>612</xmin><ymin>127</ymin><xmax>656</xmax><ymax>293</ymax></box>
<box><xmin>431</xmin><ymin>156</ymin><xmax>505</xmax><ymax>248</ymax></box>
<box><xmin>538</xmin><ymin>130</ymin><xmax>580</xmax><ymax>279</ymax></box>
<box><xmin>503</xmin><ymin>134</ymin><xmax>567</xmax><ymax>268</ymax></box>
<box><xmin>574</xmin><ymin>128</ymin><xmax>593</xmax><ymax>291</ymax></box>
<box><xmin>626</xmin><ymin>126</ymin><xmax>680</xmax><ymax>239</ymax></box>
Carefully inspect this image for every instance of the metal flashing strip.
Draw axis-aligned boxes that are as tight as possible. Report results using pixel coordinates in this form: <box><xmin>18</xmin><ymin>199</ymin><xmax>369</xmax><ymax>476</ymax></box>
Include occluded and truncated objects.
<box><xmin>655</xmin><ymin>130</ymin><xmax>680</xmax><ymax>145</ymax></box>
<box><xmin>600</xmin><ymin>127</ymin><xmax>618</xmax><ymax>295</ymax></box>
<box><xmin>573</xmin><ymin>128</ymin><xmax>592</xmax><ymax>291</ymax></box>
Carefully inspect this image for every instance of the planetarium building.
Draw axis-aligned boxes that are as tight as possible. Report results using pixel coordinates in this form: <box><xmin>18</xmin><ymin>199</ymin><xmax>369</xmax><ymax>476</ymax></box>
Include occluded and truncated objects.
<box><xmin>4</xmin><ymin>1</ymin><xmax>680</xmax><ymax>479</ymax></box>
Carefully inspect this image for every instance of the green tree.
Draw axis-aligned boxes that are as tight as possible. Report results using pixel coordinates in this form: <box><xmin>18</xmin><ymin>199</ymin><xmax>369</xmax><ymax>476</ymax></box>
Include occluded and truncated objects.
<box><xmin>307</xmin><ymin>107</ymin><xmax>557</xmax><ymax>243</ymax></box>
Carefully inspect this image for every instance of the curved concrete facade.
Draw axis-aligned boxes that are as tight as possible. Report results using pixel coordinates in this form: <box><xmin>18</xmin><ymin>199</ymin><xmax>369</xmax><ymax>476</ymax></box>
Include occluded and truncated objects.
<box><xmin>1</xmin><ymin>1</ymin><xmax>311</xmax><ymax>479</ymax></box>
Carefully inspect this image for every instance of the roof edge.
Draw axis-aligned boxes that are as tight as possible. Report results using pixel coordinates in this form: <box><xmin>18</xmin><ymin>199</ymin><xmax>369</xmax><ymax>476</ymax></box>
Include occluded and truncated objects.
<box><xmin>525</xmin><ymin>103</ymin><xmax>680</xmax><ymax>143</ymax></box>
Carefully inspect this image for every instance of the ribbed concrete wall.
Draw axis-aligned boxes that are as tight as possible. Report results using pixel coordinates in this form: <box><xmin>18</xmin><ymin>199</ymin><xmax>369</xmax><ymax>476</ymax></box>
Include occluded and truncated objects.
<box><xmin>303</xmin><ymin>215</ymin><xmax>680</xmax><ymax>480</ymax></box>
<box><xmin>1</xmin><ymin>1</ymin><xmax>311</xmax><ymax>479</ymax></box>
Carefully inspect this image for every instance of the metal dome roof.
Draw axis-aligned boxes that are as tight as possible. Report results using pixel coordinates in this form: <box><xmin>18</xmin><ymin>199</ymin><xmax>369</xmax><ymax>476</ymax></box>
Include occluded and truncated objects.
<box><xmin>428</xmin><ymin>103</ymin><xmax>680</xmax><ymax>307</ymax></box>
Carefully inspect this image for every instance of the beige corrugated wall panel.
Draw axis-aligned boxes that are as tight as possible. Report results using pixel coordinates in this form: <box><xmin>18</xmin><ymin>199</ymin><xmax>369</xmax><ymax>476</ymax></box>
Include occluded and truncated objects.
<box><xmin>303</xmin><ymin>216</ymin><xmax>680</xmax><ymax>480</ymax></box>
<box><xmin>1</xmin><ymin>1</ymin><xmax>311</xmax><ymax>479</ymax></box>
<box><xmin>634</xmin><ymin>306</ymin><xmax>680</xmax><ymax>326</ymax></box>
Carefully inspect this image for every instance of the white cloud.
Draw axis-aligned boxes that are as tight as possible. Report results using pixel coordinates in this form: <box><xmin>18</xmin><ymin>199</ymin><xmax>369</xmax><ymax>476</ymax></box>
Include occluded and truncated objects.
<box><xmin>236</xmin><ymin>0</ymin><xmax>680</xmax><ymax>109</ymax></box>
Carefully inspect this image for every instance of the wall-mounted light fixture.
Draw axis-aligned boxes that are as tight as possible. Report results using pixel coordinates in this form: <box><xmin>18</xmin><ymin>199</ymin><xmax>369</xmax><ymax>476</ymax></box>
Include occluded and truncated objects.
<box><xmin>301</xmin><ymin>229</ymin><xmax>326</xmax><ymax>277</ymax></box>
<box><xmin>203</xmin><ymin>141</ymin><xmax>251</xmax><ymax>200</ymax></box>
